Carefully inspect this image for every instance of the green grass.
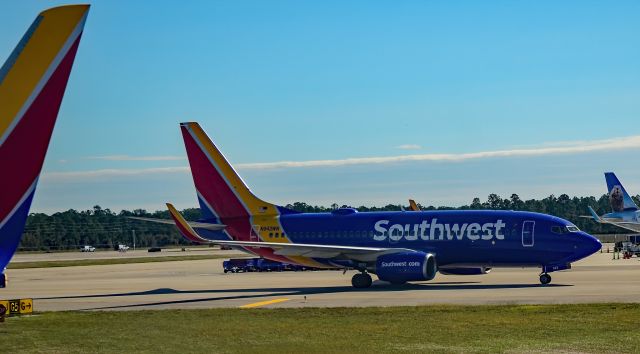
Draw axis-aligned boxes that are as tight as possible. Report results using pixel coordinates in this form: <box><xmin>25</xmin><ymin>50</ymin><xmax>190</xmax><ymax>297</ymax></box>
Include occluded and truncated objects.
<box><xmin>1</xmin><ymin>304</ymin><xmax>639</xmax><ymax>353</ymax></box>
<box><xmin>7</xmin><ymin>254</ymin><xmax>236</xmax><ymax>269</ymax></box>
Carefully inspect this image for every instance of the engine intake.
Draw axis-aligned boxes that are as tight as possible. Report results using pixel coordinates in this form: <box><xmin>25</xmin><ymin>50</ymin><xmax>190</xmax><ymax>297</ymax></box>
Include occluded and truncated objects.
<box><xmin>375</xmin><ymin>251</ymin><xmax>437</xmax><ymax>283</ymax></box>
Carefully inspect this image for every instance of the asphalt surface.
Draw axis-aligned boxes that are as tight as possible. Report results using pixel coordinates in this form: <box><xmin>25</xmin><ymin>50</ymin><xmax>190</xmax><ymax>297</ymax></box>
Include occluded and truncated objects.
<box><xmin>2</xmin><ymin>250</ymin><xmax>639</xmax><ymax>310</ymax></box>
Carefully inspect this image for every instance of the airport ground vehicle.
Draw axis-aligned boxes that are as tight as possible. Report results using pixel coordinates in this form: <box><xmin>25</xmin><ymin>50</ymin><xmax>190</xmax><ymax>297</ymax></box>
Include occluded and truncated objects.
<box><xmin>117</xmin><ymin>244</ymin><xmax>130</xmax><ymax>252</ymax></box>
<box><xmin>615</xmin><ymin>239</ymin><xmax>640</xmax><ymax>258</ymax></box>
<box><xmin>223</xmin><ymin>258</ymin><xmax>255</xmax><ymax>273</ymax></box>
<box><xmin>223</xmin><ymin>258</ymin><xmax>315</xmax><ymax>273</ymax></box>
<box><xmin>80</xmin><ymin>245</ymin><xmax>96</xmax><ymax>252</ymax></box>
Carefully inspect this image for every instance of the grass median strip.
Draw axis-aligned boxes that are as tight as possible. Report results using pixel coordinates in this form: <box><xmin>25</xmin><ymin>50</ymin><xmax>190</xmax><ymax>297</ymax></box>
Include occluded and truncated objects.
<box><xmin>7</xmin><ymin>254</ymin><xmax>239</xmax><ymax>269</ymax></box>
<box><xmin>1</xmin><ymin>303</ymin><xmax>638</xmax><ymax>353</ymax></box>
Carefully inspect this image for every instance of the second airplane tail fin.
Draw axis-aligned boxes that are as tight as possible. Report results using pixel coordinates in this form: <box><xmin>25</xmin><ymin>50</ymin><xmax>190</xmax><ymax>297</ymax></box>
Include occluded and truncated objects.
<box><xmin>604</xmin><ymin>172</ymin><xmax>638</xmax><ymax>212</ymax></box>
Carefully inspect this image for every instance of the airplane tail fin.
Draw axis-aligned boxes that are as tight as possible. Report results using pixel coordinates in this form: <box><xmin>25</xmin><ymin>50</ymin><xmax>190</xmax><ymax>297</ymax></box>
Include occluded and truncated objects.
<box><xmin>604</xmin><ymin>172</ymin><xmax>638</xmax><ymax>212</ymax></box>
<box><xmin>180</xmin><ymin>122</ymin><xmax>289</xmax><ymax>221</ymax></box>
<box><xmin>0</xmin><ymin>5</ymin><xmax>89</xmax><ymax>283</ymax></box>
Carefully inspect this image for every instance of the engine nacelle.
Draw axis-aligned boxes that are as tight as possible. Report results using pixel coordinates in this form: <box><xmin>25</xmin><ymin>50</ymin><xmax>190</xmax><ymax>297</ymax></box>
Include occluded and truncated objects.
<box><xmin>375</xmin><ymin>251</ymin><xmax>437</xmax><ymax>283</ymax></box>
<box><xmin>439</xmin><ymin>267</ymin><xmax>491</xmax><ymax>275</ymax></box>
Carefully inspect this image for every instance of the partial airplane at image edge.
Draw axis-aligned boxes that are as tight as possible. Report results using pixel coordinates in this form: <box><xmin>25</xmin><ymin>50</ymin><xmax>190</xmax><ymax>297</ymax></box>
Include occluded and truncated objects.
<box><xmin>584</xmin><ymin>172</ymin><xmax>640</xmax><ymax>233</ymax></box>
<box><xmin>140</xmin><ymin>122</ymin><xmax>602</xmax><ymax>288</ymax></box>
<box><xmin>0</xmin><ymin>5</ymin><xmax>90</xmax><ymax>287</ymax></box>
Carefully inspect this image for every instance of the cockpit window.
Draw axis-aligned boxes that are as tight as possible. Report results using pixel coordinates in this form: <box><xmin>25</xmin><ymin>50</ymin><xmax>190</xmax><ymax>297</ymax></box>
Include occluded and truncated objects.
<box><xmin>551</xmin><ymin>226</ymin><xmax>565</xmax><ymax>234</ymax></box>
<box><xmin>551</xmin><ymin>225</ymin><xmax>580</xmax><ymax>234</ymax></box>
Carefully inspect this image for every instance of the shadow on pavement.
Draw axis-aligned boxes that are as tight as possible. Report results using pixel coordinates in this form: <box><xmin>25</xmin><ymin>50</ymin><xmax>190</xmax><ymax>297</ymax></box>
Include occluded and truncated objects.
<box><xmin>35</xmin><ymin>280</ymin><xmax>572</xmax><ymax>310</ymax></box>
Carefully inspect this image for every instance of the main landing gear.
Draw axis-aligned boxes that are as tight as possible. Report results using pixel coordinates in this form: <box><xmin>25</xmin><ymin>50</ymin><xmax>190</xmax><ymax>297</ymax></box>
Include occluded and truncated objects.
<box><xmin>539</xmin><ymin>273</ymin><xmax>551</xmax><ymax>285</ymax></box>
<box><xmin>351</xmin><ymin>272</ymin><xmax>372</xmax><ymax>288</ymax></box>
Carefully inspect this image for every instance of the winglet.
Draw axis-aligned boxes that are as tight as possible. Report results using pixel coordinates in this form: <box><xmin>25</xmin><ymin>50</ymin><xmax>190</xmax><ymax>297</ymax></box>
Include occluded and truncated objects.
<box><xmin>166</xmin><ymin>203</ymin><xmax>211</xmax><ymax>244</ymax></box>
<box><xmin>588</xmin><ymin>206</ymin><xmax>603</xmax><ymax>223</ymax></box>
<box><xmin>408</xmin><ymin>199</ymin><xmax>421</xmax><ymax>211</ymax></box>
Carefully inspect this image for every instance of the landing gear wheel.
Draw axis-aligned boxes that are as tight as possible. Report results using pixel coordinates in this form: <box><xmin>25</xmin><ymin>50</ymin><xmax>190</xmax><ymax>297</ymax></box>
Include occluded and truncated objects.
<box><xmin>539</xmin><ymin>273</ymin><xmax>551</xmax><ymax>285</ymax></box>
<box><xmin>351</xmin><ymin>272</ymin><xmax>373</xmax><ymax>288</ymax></box>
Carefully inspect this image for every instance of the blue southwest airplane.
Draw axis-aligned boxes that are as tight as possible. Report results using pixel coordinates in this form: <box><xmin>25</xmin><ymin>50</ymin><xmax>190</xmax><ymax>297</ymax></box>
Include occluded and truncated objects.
<box><xmin>136</xmin><ymin>122</ymin><xmax>602</xmax><ymax>288</ymax></box>
<box><xmin>0</xmin><ymin>5</ymin><xmax>90</xmax><ymax>287</ymax></box>
<box><xmin>585</xmin><ymin>172</ymin><xmax>640</xmax><ymax>233</ymax></box>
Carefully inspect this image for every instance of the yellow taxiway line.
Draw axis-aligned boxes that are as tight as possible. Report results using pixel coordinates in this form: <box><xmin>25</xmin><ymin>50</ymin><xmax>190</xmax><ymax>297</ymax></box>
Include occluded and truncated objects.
<box><xmin>239</xmin><ymin>298</ymin><xmax>290</xmax><ymax>308</ymax></box>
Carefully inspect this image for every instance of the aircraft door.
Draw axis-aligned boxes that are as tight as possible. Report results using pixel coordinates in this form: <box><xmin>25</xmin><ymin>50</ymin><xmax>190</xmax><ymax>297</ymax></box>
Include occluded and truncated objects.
<box><xmin>522</xmin><ymin>221</ymin><xmax>535</xmax><ymax>247</ymax></box>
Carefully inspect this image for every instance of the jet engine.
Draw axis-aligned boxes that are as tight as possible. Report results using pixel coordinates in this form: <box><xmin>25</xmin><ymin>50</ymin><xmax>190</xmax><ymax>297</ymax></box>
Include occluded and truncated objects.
<box><xmin>375</xmin><ymin>251</ymin><xmax>437</xmax><ymax>284</ymax></box>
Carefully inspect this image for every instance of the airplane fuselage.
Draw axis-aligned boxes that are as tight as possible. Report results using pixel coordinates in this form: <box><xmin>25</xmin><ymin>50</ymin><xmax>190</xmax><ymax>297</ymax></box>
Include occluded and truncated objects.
<box><xmin>196</xmin><ymin>209</ymin><xmax>601</xmax><ymax>271</ymax></box>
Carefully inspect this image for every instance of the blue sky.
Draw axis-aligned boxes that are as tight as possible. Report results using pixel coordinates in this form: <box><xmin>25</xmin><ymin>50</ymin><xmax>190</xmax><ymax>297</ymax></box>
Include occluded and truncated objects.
<box><xmin>2</xmin><ymin>1</ymin><xmax>640</xmax><ymax>213</ymax></box>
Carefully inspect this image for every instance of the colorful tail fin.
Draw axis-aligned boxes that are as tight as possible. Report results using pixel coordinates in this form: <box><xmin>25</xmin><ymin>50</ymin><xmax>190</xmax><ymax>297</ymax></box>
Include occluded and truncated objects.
<box><xmin>0</xmin><ymin>5</ymin><xmax>89</xmax><ymax>284</ymax></box>
<box><xmin>180</xmin><ymin>122</ymin><xmax>283</xmax><ymax>220</ymax></box>
<box><xmin>604</xmin><ymin>172</ymin><xmax>638</xmax><ymax>212</ymax></box>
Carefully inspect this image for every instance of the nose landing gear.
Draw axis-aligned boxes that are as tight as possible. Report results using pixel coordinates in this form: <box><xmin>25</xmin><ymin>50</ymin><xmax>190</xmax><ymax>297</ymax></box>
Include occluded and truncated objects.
<box><xmin>351</xmin><ymin>272</ymin><xmax>372</xmax><ymax>288</ymax></box>
<box><xmin>539</xmin><ymin>273</ymin><xmax>551</xmax><ymax>285</ymax></box>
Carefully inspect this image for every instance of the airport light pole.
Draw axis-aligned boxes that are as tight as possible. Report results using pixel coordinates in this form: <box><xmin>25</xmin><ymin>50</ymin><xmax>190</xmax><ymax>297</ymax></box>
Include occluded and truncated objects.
<box><xmin>132</xmin><ymin>230</ymin><xmax>136</xmax><ymax>251</ymax></box>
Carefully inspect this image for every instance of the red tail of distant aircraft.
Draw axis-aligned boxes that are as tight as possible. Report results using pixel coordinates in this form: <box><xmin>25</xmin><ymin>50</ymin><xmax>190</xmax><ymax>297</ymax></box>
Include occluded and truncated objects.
<box><xmin>0</xmin><ymin>5</ymin><xmax>90</xmax><ymax>287</ymax></box>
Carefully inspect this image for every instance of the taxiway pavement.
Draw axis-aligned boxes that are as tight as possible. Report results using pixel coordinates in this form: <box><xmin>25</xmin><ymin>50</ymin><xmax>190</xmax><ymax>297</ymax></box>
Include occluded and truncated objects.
<box><xmin>2</xmin><ymin>251</ymin><xmax>639</xmax><ymax>310</ymax></box>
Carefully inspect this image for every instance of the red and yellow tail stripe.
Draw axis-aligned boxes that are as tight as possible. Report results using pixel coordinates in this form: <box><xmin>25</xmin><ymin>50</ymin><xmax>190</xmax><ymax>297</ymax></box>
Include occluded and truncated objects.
<box><xmin>180</xmin><ymin>122</ymin><xmax>326</xmax><ymax>268</ymax></box>
<box><xmin>0</xmin><ymin>5</ymin><xmax>89</xmax><ymax>274</ymax></box>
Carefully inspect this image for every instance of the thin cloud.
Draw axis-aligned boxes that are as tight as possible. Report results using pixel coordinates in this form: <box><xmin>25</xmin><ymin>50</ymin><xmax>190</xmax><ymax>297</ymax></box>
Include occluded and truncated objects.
<box><xmin>86</xmin><ymin>155</ymin><xmax>185</xmax><ymax>161</ymax></box>
<box><xmin>42</xmin><ymin>167</ymin><xmax>189</xmax><ymax>181</ymax></box>
<box><xmin>395</xmin><ymin>144</ymin><xmax>422</xmax><ymax>150</ymax></box>
<box><xmin>41</xmin><ymin>135</ymin><xmax>640</xmax><ymax>180</ymax></box>
<box><xmin>237</xmin><ymin>135</ymin><xmax>640</xmax><ymax>170</ymax></box>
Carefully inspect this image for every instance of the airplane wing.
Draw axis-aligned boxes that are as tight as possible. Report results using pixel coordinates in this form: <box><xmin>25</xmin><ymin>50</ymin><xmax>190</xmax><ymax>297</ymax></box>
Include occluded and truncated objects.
<box><xmin>581</xmin><ymin>206</ymin><xmax>640</xmax><ymax>232</ymax></box>
<box><xmin>128</xmin><ymin>216</ymin><xmax>226</xmax><ymax>231</ymax></box>
<box><xmin>204</xmin><ymin>240</ymin><xmax>414</xmax><ymax>262</ymax></box>
<box><xmin>165</xmin><ymin>203</ymin><xmax>418</xmax><ymax>262</ymax></box>
<box><xmin>603</xmin><ymin>221</ymin><xmax>640</xmax><ymax>233</ymax></box>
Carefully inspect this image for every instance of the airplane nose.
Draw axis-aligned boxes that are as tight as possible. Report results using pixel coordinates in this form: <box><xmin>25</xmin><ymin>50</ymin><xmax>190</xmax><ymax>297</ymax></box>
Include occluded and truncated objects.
<box><xmin>579</xmin><ymin>232</ymin><xmax>601</xmax><ymax>257</ymax></box>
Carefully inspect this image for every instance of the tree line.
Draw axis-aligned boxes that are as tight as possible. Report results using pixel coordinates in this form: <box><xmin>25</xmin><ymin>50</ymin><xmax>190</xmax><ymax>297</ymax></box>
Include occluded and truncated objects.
<box><xmin>20</xmin><ymin>193</ymin><xmax>637</xmax><ymax>251</ymax></box>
